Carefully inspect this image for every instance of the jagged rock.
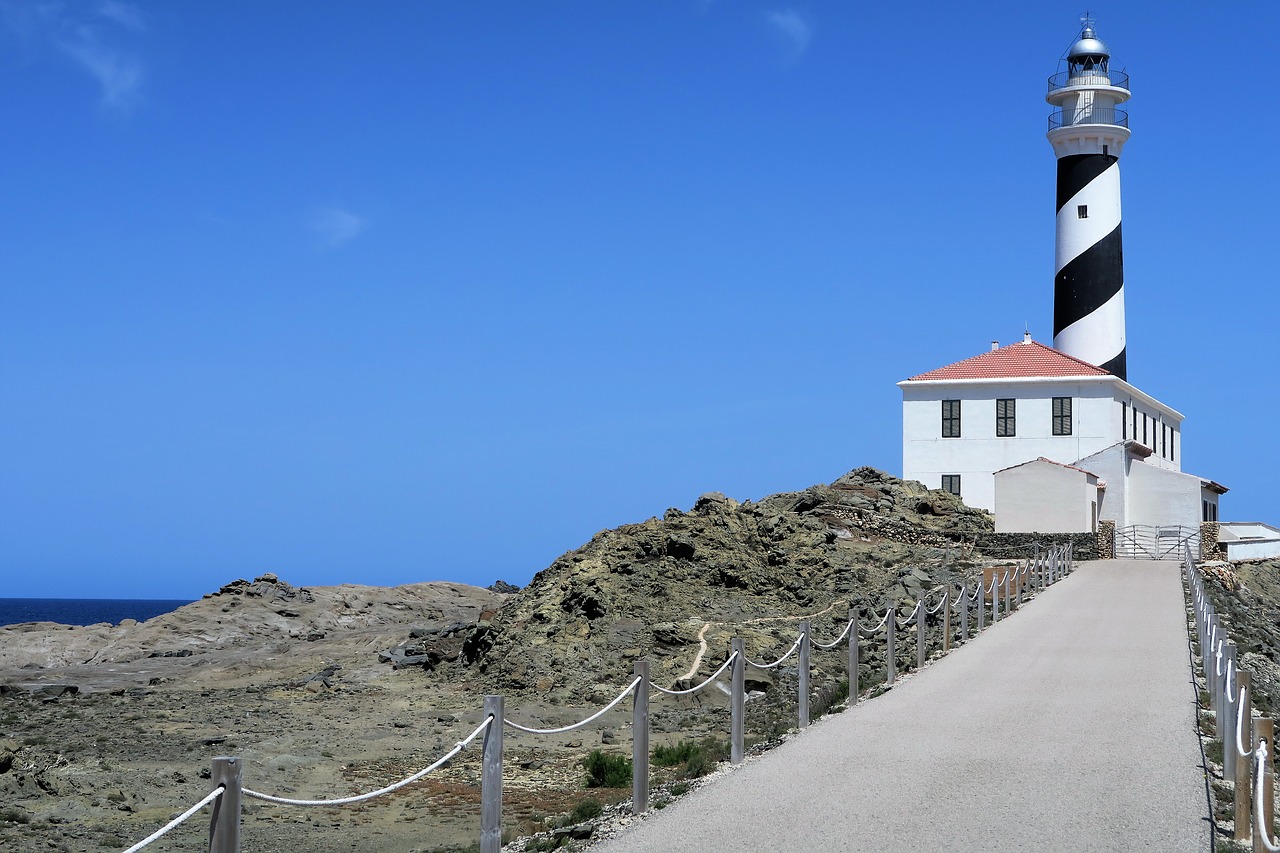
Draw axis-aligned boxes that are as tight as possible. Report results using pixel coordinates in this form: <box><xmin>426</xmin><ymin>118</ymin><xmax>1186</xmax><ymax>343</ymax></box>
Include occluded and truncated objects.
<box><xmin>455</xmin><ymin>467</ymin><xmax>992</xmax><ymax>702</ymax></box>
<box><xmin>487</xmin><ymin>580</ymin><xmax>521</xmax><ymax>594</ymax></box>
<box><xmin>31</xmin><ymin>685</ymin><xmax>77</xmax><ymax>699</ymax></box>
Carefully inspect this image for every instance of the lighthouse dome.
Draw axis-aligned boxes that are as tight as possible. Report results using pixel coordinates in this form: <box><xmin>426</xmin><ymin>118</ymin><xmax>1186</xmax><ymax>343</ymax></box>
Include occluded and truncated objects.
<box><xmin>1068</xmin><ymin>27</ymin><xmax>1110</xmax><ymax>60</ymax></box>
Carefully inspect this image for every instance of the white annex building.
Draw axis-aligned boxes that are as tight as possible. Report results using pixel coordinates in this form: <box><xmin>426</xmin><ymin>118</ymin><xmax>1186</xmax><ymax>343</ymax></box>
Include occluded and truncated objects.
<box><xmin>898</xmin><ymin>20</ymin><xmax>1227</xmax><ymax>543</ymax></box>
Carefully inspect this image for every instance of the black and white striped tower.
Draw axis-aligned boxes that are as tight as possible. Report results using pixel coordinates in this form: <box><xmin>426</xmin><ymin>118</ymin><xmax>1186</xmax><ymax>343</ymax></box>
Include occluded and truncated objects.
<box><xmin>1046</xmin><ymin>17</ymin><xmax>1131</xmax><ymax>380</ymax></box>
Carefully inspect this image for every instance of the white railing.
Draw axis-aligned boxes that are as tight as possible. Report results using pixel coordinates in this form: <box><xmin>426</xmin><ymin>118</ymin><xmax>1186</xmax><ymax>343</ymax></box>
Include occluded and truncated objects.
<box><xmin>1184</xmin><ymin>544</ymin><xmax>1278</xmax><ymax>848</ymax></box>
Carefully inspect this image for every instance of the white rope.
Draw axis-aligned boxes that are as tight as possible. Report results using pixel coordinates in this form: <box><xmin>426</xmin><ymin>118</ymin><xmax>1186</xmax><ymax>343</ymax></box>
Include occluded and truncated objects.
<box><xmin>243</xmin><ymin>716</ymin><xmax>492</xmax><ymax>806</ymax></box>
<box><xmin>926</xmin><ymin>594</ymin><xmax>947</xmax><ymax>615</ymax></box>
<box><xmin>120</xmin><ymin>786</ymin><xmax>224</xmax><ymax>853</ymax></box>
<box><xmin>812</xmin><ymin>619</ymin><xmax>855</xmax><ymax>650</ymax></box>
<box><xmin>1254</xmin><ymin>741</ymin><xmax>1280</xmax><ymax>852</ymax></box>
<box><xmin>859</xmin><ymin>610</ymin><xmax>891</xmax><ymax>636</ymax></box>
<box><xmin>897</xmin><ymin>601</ymin><xmax>922</xmax><ymax>629</ymax></box>
<box><xmin>1216</xmin><ymin>639</ymin><xmax>1225</xmax><ymax>678</ymax></box>
<box><xmin>1236</xmin><ymin>685</ymin><xmax>1254</xmax><ymax>759</ymax></box>
<box><xmin>505</xmin><ymin>677</ymin><xmax>643</xmax><ymax>732</ymax></box>
<box><xmin>744</xmin><ymin>634</ymin><xmax>804</xmax><ymax>669</ymax></box>
<box><xmin>650</xmin><ymin>653</ymin><xmax>739</xmax><ymax>696</ymax></box>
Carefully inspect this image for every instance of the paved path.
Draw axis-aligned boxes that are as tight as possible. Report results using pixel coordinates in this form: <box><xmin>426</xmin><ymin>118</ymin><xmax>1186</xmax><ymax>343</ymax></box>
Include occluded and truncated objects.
<box><xmin>597</xmin><ymin>560</ymin><xmax>1209</xmax><ymax>852</ymax></box>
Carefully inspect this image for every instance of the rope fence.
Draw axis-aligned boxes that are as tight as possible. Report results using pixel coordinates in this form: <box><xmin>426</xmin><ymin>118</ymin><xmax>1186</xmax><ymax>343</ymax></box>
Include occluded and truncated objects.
<box><xmin>1184</xmin><ymin>543</ymin><xmax>1278</xmax><ymax>850</ymax></box>
<box><xmin>118</xmin><ymin>542</ymin><xmax>1076</xmax><ymax>853</ymax></box>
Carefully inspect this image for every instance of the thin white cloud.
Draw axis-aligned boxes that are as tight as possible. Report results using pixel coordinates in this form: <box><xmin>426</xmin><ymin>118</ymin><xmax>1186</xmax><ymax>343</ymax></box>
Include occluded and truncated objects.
<box><xmin>0</xmin><ymin>0</ymin><xmax>146</xmax><ymax>109</ymax></box>
<box><xmin>311</xmin><ymin>207</ymin><xmax>368</xmax><ymax>250</ymax></box>
<box><xmin>96</xmin><ymin>1</ymin><xmax>145</xmax><ymax>31</ymax></box>
<box><xmin>765</xmin><ymin>9</ymin><xmax>813</xmax><ymax>60</ymax></box>
<box><xmin>58</xmin><ymin>26</ymin><xmax>142</xmax><ymax>107</ymax></box>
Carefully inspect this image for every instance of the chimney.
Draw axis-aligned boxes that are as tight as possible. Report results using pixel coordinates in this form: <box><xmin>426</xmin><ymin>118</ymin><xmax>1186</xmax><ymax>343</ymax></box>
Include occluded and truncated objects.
<box><xmin>1023</xmin><ymin>330</ymin><xmax>1033</xmax><ymax>343</ymax></box>
<box><xmin>990</xmin><ymin>341</ymin><xmax>999</xmax><ymax>351</ymax></box>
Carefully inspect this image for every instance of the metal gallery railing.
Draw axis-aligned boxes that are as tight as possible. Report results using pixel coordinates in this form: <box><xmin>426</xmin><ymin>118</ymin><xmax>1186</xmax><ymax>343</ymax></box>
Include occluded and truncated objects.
<box><xmin>1047</xmin><ymin>68</ymin><xmax>1131</xmax><ymax>93</ymax></box>
<box><xmin>1049</xmin><ymin>106</ymin><xmax>1129</xmax><ymax>131</ymax></box>
<box><xmin>119</xmin><ymin>544</ymin><xmax>1076</xmax><ymax>853</ymax></box>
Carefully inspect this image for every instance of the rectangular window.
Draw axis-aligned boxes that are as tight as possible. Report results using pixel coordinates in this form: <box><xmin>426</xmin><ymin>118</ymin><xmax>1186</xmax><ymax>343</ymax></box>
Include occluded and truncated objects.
<box><xmin>1122</xmin><ymin>402</ymin><xmax>1128</xmax><ymax>439</ymax></box>
<box><xmin>1052</xmin><ymin>397</ymin><xmax>1072</xmax><ymax>436</ymax></box>
<box><xmin>1077</xmin><ymin>204</ymin><xmax>1089</xmax><ymax>219</ymax></box>
<box><xmin>1170</xmin><ymin>431</ymin><xmax>1175</xmax><ymax>463</ymax></box>
<box><xmin>1162</xmin><ymin>425</ymin><xmax>1168</xmax><ymax>458</ymax></box>
<box><xmin>996</xmin><ymin>398</ymin><xmax>1016</xmax><ymax>437</ymax></box>
<box><xmin>941</xmin><ymin>400</ymin><xmax>961</xmax><ymax>438</ymax></box>
<box><xmin>941</xmin><ymin>475</ymin><xmax>961</xmax><ymax>496</ymax></box>
<box><xmin>1142</xmin><ymin>413</ymin><xmax>1148</xmax><ymax>446</ymax></box>
<box><xmin>1203</xmin><ymin>500</ymin><xmax>1210</xmax><ymax>522</ymax></box>
<box><xmin>1132</xmin><ymin>407</ymin><xmax>1138</xmax><ymax>441</ymax></box>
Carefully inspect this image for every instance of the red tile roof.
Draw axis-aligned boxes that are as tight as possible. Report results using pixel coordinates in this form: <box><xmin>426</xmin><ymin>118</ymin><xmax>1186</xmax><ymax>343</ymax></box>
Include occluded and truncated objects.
<box><xmin>906</xmin><ymin>341</ymin><xmax>1111</xmax><ymax>381</ymax></box>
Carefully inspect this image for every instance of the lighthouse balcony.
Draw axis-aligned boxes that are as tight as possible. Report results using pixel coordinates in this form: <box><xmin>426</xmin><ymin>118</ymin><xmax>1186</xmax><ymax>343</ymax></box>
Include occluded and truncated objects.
<box><xmin>1047</xmin><ymin>69</ymin><xmax>1129</xmax><ymax>93</ymax></box>
<box><xmin>1049</xmin><ymin>107</ymin><xmax>1128</xmax><ymax>131</ymax></box>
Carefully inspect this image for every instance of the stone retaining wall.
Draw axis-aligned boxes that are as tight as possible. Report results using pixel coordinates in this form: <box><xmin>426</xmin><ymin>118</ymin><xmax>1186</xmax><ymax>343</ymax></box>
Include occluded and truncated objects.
<box><xmin>1200</xmin><ymin>521</ymin><xmax>1223</xmax><ymax>561</ymax></box>
<box><xmin>970</xmin><ymin>532</ymin><xmax>1098</xmax><ymax>561</ymax></box>
<box><xmin>1097</xmin><ymin>520</ymin><xmax>1115</xmax><ymax>560</ymax></box>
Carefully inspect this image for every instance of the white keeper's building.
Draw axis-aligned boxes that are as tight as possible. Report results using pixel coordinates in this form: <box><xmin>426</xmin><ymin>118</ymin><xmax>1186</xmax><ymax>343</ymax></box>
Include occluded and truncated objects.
<box><xmin>898</xmin><ymin>334</ymin><xmax>1226</xmax><ymax>535</ymax></box>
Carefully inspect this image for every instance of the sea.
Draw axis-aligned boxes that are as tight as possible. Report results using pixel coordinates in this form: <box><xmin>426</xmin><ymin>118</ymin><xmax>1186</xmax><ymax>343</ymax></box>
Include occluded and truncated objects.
<box><xmin>0</xmin><ymin>598</ymin><xmax>194</xmax><ymax>628</ymax></box>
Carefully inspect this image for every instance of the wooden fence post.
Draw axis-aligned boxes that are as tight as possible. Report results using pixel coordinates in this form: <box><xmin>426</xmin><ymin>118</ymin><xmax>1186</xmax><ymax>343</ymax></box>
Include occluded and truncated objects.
<box><xmin>208</xmin><ymin>757</ymin><xmax>242</xmax><ymax>853</ymax></box>
<box><xmin>730</xmin><ymin>639</ymin><xmax>744</xmax><ymax>764</ymax></box>
<box><xmin>977</xmin><ymin>582</ymin><xmax>986</xmax><ymax>631</ymax></box>
<box><xmin>1236</xmin><ymin>671</ymin><xmax>1252</xmax><ymax>844</ymax></box>
<box><xmin>480</xmin><ymin>696</ymin><xmax>503</xmax><ymax>853</ymax></box>
<box><xmin>885</xmin><ymin>608</ymin><xmax>896</xmax><ymax>687</ymax></box>
<box><xmin>631</xmin><ymin>661</ymin><xmax>649</xmax><ymax>814</ymax></box>
<box><xmin>1005</xmin><ymin>568</ymin><xmax>1014</xmax><ymax>614</ymax></box>
<box><xmin>798</xmin><ymin>622</ymin><xmax>810</xmax><ymax>729</ymax></box>
<box><xmin>942</xmin><ymin>588</ymin><xmax>952</xmax><ymax>653</ymax></box>
<box><xmin>959</xmin><ymin>582</ymin><xmax>969</xmax><ymax>642</ymax></box>
<box><xmin>847</xmin><ymin>609</ymin><xmax>859</xmax><ymax>705</ymax></box>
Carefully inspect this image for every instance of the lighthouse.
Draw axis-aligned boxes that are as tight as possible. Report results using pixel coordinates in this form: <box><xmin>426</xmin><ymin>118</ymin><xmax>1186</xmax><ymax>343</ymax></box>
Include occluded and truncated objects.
<box><xmin>1047</xmin><ymin>17</ymin><xmax>1130</xmax><ymax>380</ymax></box>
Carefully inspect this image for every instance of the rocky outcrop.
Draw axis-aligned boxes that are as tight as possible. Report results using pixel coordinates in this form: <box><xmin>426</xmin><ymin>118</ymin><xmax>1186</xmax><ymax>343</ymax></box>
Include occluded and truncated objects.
<box><xmin>451</xmin><ymin>468</ymin><xmax>992</xmax><ymax>701</ymax></box>
<box><xmin>0</xmin><ymin>576</ymin><xmax>507</xmax><ymax>694</ymax></box>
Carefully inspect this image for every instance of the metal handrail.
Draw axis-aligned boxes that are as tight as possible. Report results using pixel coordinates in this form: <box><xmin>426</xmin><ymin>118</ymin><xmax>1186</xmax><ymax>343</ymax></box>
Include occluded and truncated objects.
<box><xmin>1047</xmin><ymin>68</ymin><xmax>1130</xmax><ymax>93</ymax></box>
<box><xmin>1048</xmin><ymin>107</ymin><xmax>1129</xmax><ymax>131</ymax></box>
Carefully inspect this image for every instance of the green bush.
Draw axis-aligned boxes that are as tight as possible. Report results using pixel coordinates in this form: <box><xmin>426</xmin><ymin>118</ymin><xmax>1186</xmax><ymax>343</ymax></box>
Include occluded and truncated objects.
<box><xmin>582</xmin><ymin>750</ymin><xmax>631</xmax><ymax>788</ymax></box>
<box><xmin>570</xmin><ymin>797</ymin><xmax>603</xmax><ymax>823</ymax></box>
<box><xmin>651</xmin><ymin>737</ymin><xmax>729</xmax><ymax>778</ymax></box>
<box><xmin>651</xmin><ymin>741</ymin><xmax>698</xmax><ymax>767</ymax></box>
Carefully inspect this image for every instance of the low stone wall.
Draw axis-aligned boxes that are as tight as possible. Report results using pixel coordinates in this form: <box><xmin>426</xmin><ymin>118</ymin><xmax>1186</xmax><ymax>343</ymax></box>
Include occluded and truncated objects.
<box><xmin>970</xmin><ymin>532</ymin><xmax>1098</xmax><ymax>561</ymax></box>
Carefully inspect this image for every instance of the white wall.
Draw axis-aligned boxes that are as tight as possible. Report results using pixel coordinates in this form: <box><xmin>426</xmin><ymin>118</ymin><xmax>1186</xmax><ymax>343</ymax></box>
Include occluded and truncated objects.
<box><xmin>1224</xmin><ymin>539</ymin><xmax>1280</xmax><ymax>560</ymax></box>
<box><xmin>902</xmin><ymin>373</ymin><xmax>1184</xmax><ymax>514</ymax></box>
<box><xmin>1075</xmin><ymin>444</ymin><xmax>1129</xmax><ymax>525</ymax></box>
<box><xmin>1127</xmin><ymin>462</ymin><xmax>1202</xmax><ymax>530</ymax></box>
<box><xmin>902</xmin><ymin>380</ymin><xmax>1116</xmax><ymax>512</ymax></box>
<box><xmin>994</xmin><ymin>461</ymin><xmax>1098</xmax><ymax>533</ymax></box>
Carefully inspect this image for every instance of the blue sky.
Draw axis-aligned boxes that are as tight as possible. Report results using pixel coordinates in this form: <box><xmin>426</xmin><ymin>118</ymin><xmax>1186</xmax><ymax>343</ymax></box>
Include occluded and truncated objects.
<box><xmin>1</xmin><ymin>2</ymin><xmax>1276</xmax><ymax>599</ymax></box>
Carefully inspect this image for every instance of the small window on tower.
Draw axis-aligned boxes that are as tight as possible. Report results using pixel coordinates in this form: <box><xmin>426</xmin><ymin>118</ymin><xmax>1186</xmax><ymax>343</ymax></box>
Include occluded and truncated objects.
<box><xmin>1103</xmin><ymin>144</ymin><xmax>1109</xmax><ymax>156</ymax></box>
<box><xmin>1077</xmin><ymin>205</ymin><xmax>1089</xmax><ymax>219</ymax></box>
